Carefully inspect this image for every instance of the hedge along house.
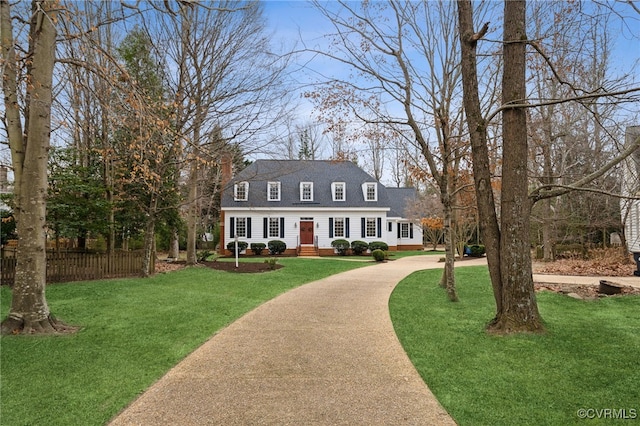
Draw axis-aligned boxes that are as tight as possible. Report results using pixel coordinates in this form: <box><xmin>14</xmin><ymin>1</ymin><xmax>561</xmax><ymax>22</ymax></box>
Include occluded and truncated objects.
<box><xmin>219</xmin><ymin>159</ymin><xmax>423</xmax><ymax>256</ymax></box>
<box><xmin>621</xmin><ymin>126</ymin><xmax>640</xmax><ymax>276</ymax></box>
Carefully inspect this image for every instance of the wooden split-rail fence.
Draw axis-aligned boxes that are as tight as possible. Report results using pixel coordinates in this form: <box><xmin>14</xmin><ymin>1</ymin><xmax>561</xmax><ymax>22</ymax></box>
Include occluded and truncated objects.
<box><xmin>0</xmin><ymin>250</ymin><xmax>145</xmax><ymax>286</ymax></box>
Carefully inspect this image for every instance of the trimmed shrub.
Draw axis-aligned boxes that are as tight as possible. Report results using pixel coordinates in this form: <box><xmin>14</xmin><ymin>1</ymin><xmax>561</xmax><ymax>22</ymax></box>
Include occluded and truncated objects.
<box><xmin>264</xmin><ymin>257</ymin><xmax>278</xmax><ymax>270</ymax></box>
<box><xmin>372</xmin><ymin>249</ymin><xmax>386</xmax><ymax>262</ymax></box>
<box><xmin>467</xmin><ymin>244</ymin><xmax>486</xmax><ymax>257</ymax></box>
<box><xmin>267</xmin><ymin>240</ymin><xmax>287</xmax><ymax>255</ymax></box>
<box><xmin>226</xmin><ymin>240</ymin><xmax>248</xmax><ymax>255</ymax></box>
<box><xmin>198</xmin><ymin>250</ymin><xmax>213</xmax><ymax>261</ymax></box>
<box><xmin>368</xmin><ymin>241</ymin><xmax>389</xmax><ymax>252</ymax></box>
<box><xmin>350</xmin><ymin>240</ymin><xmax>369</xmax><ymax>255</ymax></box>
<box><xmin>250</xmin><ymin>243</ymin><xmax>266</xmax><ymax>256</ymax></box>
<box><xmin>331</xmin><ymin>239</ymin><xmax>350</xmax><ymax>256</ymax></box>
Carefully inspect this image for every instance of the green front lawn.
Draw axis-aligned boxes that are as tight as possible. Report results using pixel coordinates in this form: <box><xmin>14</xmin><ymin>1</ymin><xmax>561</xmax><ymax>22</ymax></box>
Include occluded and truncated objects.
<box><xmin>390</xmin><ymin>266</ymin><xmax>640</xmax><ymax>425</ymax></box>
<box><xmin>6</xmin><ymin>259</ymin><xmax>635</xmax><ymax>426</ymax></box>
<box><xmin>0</xmin><ymin>258</ymin><xmax>369</xmax><ymax>426</ymax></box>
<box><xmin>388</xmin><ymin>249</ymin><xmax>444</xmax><ymax>259</ymax></box>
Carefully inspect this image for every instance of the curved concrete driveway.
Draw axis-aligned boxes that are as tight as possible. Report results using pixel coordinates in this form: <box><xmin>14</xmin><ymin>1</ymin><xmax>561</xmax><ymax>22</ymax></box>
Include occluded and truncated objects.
<box><xmin>110</xmin><ymin>255</ymin><xmax>487</xmax><ymax>425</ymax></box>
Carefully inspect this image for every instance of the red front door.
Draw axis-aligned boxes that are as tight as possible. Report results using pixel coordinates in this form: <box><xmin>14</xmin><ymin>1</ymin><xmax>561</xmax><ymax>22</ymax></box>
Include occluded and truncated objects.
<box><xmin>300</xmin><ymin>221</ymin><xmax>314</xmax><ymax>245</ymax></box>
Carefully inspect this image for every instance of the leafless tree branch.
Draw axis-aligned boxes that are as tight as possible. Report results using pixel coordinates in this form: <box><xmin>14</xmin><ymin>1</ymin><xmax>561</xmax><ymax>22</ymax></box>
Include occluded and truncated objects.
<box><xmin>530</xmin><ymin>134</ymin><xmax>640</xmax><ymax>202</ymax></box>
<box><xmin>486</xmin><ymin>87</ymin><xmax>640</xmax><ymax>123</ymax></box>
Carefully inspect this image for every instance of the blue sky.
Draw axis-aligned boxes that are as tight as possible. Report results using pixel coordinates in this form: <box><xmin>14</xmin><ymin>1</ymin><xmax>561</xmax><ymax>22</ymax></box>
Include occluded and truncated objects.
<box><xmin>1</xmin><ymin>1</ymin><xmax>637</xmax><ymax>178</ymax></box>
<box><xmin>255</xmin><ymin>0</ymin><xmax>640</xmax><ymax>186</ymax></box>
<box><xmin>261</xmin><ymin>1</ymin><xmax>639</xmax><ymax>121</ymax></box>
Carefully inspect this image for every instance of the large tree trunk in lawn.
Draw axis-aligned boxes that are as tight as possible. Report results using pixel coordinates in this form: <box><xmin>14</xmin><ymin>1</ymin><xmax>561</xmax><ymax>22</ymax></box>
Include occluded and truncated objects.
<box><xmin>457</xmin><ymin>0</ymin><xmax>503</xmax><ymax>317</ymax></box>
<box><xmin>168</xmin><ymin>228</ymin><xmax>180</xmax><ymax>259</ymax></box>
<box><xmin>440</xmin><ymin>208</ymin><xmax>458</xmax><ymax>301</ymax></box>
<box><xmin>491</xmin><ymin>0</ymin><xmax>543</xmax><ymax>333</ymax></box>
<box><xmin>142</xmin><ymin>197</ymin><xmax>158</xmax><ymax>278</ymax></box>
<box><xmin>439</xmin><ymin>180</ymin><xmax>458</xmax><ymax>301</ymax></box>
<box><xmin>0</xmin><ymin>0</ymin><xmax>76</xmax><ymax>335</ymax></box>
<box><xmin>186</xmin><ymin>159</ymin><xmax>198</xmax><ymax>265</ymax></box>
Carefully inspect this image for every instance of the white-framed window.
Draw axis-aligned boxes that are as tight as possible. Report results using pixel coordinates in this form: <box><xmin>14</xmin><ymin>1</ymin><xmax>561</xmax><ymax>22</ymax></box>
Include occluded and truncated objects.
<box><xmin>268</xmin><ymin>217</ymin><xmax>280</xmax><ymax>238</ymax></box>
<box><xmin>363</xmin><ymin>182</ymin><xmax>377</xmax><ymax>201</ymax></box>
<box><xmin>332</xmin><ymin>182</ymin><xmax>346</xmax><ymax>201</ymax></box>
<box><xmin>267</xmin><ymin>181</ymin><xmax>281</xmax><ymax>201</ymax></box>
<box><xmin>234</xmin><ymin>181</ymin><xmax>248</xmax><ymax>201</ymax></box>
<box><xmin>230</xmin><ymin>217</ymin><xmax>251</xmax><ymax>238</ymax></box>
<box><xmin>400</xmin><ymin>222</ymin><xmax>409</xmax><ymax>238</ymax></box>
<box><xmin>300</xmin><ymin>182</ymin><xmax>313</xmax><ymax>201</ymax></box>
<box><xmin>235</xmin><ymin>217</ymin><xmax>247</xmax><ymax>237</ymax></box>
<box><xmin>366</xmin><ymin>217</ymin><xmax>377</xmax><ymax>237</ymax></box>
<box><xmin>334</xmin><ymin>217</ymin><xmax>345</xmax><ymax>237</ymax></box>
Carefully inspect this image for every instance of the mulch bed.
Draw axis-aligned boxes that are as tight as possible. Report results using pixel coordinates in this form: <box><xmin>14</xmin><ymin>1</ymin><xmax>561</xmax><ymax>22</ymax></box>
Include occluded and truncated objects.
<box><xmin>155</xmin><ymin>259</ymin><xmax>284</xmax><ymax>274</ymax></box>
<box><xmin>200</xmin><ymin>260</ymin><xmax>284</xmax><ymax>273</ymax></box>
<box><xmin>535</xmin><ymin>282</ymin><xmax>640</xmax><ymax>300</ymax></box>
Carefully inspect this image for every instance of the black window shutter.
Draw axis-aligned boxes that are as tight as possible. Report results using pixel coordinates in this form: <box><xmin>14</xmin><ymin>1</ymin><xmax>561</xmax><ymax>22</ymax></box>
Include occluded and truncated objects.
<box><xmin>280</xmin><ymin>217</ymin><xmax>285</xmax><ymax>238</ymax></box>
<box><xmin>409</xmin><ymin>222</ymin><xmax>414</xmax><ymax>238</ymax></box>
<box><xmin>361</xmin><ymin>217</ymin><xmax>365</xmax><ymax>238</ymax></box>
<box><xmin>345</xmin><ymin>218</ymin><xmax>350</xmax><ymax>238</ymax></box>
<box><xmin>247</xmin><ymin>218</ymin><xmax>252</xmax><ymax>238</ymax></box>
<box><xmin>230</xmin><ymin>217</ymin><xmax>235</xmax><ymax>238</ymax></box>
<box><xmin>329</xmin><ymin>218</ymin><xmax>334</xmax><ymax>238</ymax></box>
<box><xmin>397</xmin><ymin>222</ymin><xmax>401</xmax><ymax>238</ymax></box>
<box><xmin>263</xmin><ymin>218</ymin><xmax>268</xmax><ymax>238</ymax></box>
<box><xmin>377</xmin><ymin>218</ymin><xmax>382</xmax><ymax>238</ymax></box>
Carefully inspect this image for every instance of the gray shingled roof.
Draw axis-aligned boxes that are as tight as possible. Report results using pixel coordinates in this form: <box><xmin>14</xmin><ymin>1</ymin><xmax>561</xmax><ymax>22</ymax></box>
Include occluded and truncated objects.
<box><xmin>221</xmin><ymin>160</ymin><xmax>415</xmax><ymax>216</ymax></box>
<box><xmin>386</xmin><ymin>187</ymin><xmax>418</xmax><ymax>218</ymax></box>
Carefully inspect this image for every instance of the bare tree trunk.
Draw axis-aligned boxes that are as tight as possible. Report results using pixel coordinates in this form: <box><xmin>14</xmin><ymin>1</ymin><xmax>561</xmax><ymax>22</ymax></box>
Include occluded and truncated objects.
<box><xmin>168</xmin><ymin>228</ymin><xmax>180</xmax><ymax>260</ymax></box>
<box><xmin>437</xmin><ymin>115</ymin><xmax>458</xmax><ymax>301</ymax></box>
<box><xmin>492</xmin><ymin>0</ymin><xmax>543</xmax><ymax>333</ymax></box>
<box><xmin>1</xmin><ymin>0</ymin><xmax>75</xmax><ymax>335</ymax></box>
<box><xmin>541</xmin><ymin>198</ymin><xmax>555</xmax><ymax>261</ymax></box>
<box><xmin>102</xmin><ymin>103</ymin><xmax>116</xmax><ymax>254</ymax></box>
<box><xmin>142</xmin><ymin>197</ymin><xmax>158</xmax><ymax>278</ymax></box>
<box><xmin>457</xmin><ymin>0</ymin><xmax>504</xmax><ymax>317</ymax></box>
<box><xmin>440</xmin><ymin>189</ymin><xmax>458</xmax><ymax>301</ymax></box>
<box><xmin>1</xmin><ymin>0</ymin><xmax>23</xmax><ymax>212</ymax></box>
<box><xmin>186</xmin><ymin>159</ymin><xmax>198</xmax><ymax>265</ymax></box>
<box><xmin>540</xmin><ymin>140</ymin><xmax>555</xmax><ymax>261</ymax></box>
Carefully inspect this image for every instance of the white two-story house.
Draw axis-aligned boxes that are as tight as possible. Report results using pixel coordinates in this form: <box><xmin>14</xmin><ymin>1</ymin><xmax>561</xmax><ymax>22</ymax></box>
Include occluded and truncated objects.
<box><xmin>220</xmin><ymin>160</ymin><xmax>423</xmax><ymax>256</ymax></box>
<box><xmin>621</xmin><ymin>126</ymin><xmax>640</xmax><ymax>276</ymax></box>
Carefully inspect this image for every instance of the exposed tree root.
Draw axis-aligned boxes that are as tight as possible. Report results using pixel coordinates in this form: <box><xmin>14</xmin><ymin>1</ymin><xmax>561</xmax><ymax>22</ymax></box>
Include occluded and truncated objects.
<box><xmin>1</xmin><ymin>314</ymin><xmax>80</xmax><ymax>336</ymax></box>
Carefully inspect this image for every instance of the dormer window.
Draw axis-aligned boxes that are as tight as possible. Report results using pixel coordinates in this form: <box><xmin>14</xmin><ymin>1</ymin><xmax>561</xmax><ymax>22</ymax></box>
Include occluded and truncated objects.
<box><xmin>234</xmin><ymin>181</ymin><xmax>248</xmax><ymax>201</ymax></box>
<box><xmin>300</xmin><ymin>182</ymin><xmax>313</xmax><ymax>201</ymax></box>
<box><xmin>267</xmin><ymin>181</ymin><xmax>281</xmax><ymax>201</ymax></box>
<box><xmin>332</xmin><ymin>182</ymin><xmax>345</xmax><ymax>201</ymax></box>
<box><xmin>363</xmin><ymin>182</ymin><xmax>377</xmax><ymax>201</ymax></box>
